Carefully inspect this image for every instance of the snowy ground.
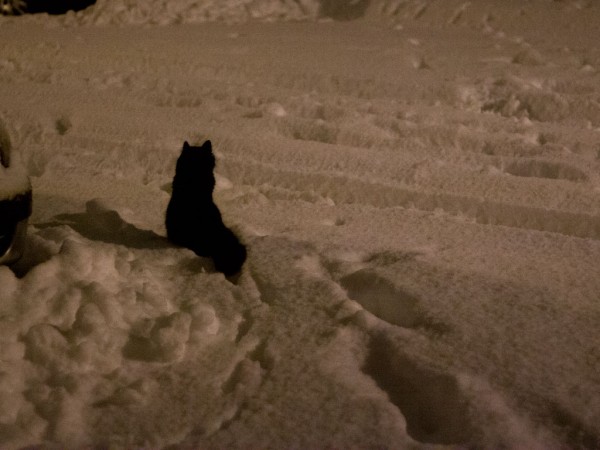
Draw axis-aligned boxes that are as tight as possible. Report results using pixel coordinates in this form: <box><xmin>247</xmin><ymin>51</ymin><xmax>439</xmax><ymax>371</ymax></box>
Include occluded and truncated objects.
<box><xmin>1</xmin><ymin>1</ymin><xmax>600</xmax><ymax>448</ymax></box>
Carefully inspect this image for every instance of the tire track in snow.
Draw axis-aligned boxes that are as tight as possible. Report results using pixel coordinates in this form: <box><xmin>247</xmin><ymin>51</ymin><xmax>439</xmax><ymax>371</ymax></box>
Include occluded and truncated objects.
<box><xmin>500</xmin><ymin>158</ymin><xmax>589</xmax><ymax>182</ymax></box>
<box><xmin>221</xmin><ymin>159</ymin><xmax>600</xmax><ymax>240</ymax></box>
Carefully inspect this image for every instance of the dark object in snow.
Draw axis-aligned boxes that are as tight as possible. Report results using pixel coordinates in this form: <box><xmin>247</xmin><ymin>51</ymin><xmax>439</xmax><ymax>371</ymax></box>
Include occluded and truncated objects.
<box><xmin>1</xmin><ymin>0</ymin><xmax>95</xmax><ymax>16</ymax></box>
<box><xmin>166</xmin><ymin>140</ymin><xmax>246</xmax><ymax>277</ymax></box>
<box><xmin>0</xmin><ymin>190</ymin><xmax>31</xmax><ymax>265</ymax></box>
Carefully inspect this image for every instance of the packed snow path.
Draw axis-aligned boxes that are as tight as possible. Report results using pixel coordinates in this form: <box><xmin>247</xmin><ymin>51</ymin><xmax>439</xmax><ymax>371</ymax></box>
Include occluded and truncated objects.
<box><xmin>1</xmin><ymin>3</ymin><xmax>600</xmax><ymax>448</ymax></box>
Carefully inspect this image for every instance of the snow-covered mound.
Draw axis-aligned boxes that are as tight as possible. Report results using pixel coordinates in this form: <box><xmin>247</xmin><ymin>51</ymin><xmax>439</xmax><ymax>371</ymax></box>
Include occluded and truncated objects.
<box><xmin>76</xmin><ymin>0</ymin><xmax>314</xmax><ymax>25</ymax></box>
<box><xmin>6</xmin><ymin>0</ymin><xmax>596</xmax><ymax>26</ymax></box>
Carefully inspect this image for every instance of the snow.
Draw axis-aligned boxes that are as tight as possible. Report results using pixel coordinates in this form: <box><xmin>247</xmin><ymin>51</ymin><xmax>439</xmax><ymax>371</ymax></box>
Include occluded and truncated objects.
<box><xmin>0</xmin><ymin>163</ymin><xmax>30</xmax><ymax>200</ymax></box>
<box><xmin>0</xmin><ymin>117</ymin><xmax>30</xmax><ymax>199</ymax></box>
<box><xmin>1</xmin><ymin>0</ymin><xmax>600</xmax><ymax>448</ymax></box>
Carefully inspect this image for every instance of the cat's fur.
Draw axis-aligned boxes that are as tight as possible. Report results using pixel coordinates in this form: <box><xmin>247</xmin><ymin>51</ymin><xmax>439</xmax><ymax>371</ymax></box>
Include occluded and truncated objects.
<box><xmin>166</xmin><ymin>140</ymin><xmax>246</xmax><ymax>276</ymax></box>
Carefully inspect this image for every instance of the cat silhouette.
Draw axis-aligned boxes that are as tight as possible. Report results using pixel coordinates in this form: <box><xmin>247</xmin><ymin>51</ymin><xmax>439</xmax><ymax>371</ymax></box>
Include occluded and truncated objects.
<box><xmin>166</xmin><ymin>140</ymin><xmax>246</xmax><ymax>276</ymax></box>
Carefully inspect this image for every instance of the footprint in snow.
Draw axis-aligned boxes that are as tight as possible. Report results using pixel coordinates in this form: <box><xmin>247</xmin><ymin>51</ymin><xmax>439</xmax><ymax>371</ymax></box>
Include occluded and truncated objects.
<box><xmin>339</xmin><ymin>269</ymin><xmax>425</xmax><ymax>329</ymax></box>
<box><xmin>362</xmin><ymin>333</ymin><xmax>474</xmax><ymax>445</ymax></box>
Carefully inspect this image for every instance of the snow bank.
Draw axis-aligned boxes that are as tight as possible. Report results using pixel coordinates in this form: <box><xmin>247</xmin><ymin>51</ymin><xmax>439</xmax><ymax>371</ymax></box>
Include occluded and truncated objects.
<box><xmin>6</xmin><ymin>0</ymin><xmax>320</xmax><ymax>25</ymax></box>
<box><xmin>6</xmin><ymin>0</ymin><xmax>597</xmax><ymax>27</ymax></box>
<box><xmin>76</xmin><ymin>0</ymin><xmax>313</xmax><ymax>25</ymax></box>
<box><xmin>1</xmin><ymin>200</ymin><xmax>244</xmax><ymax>447</ymax></box>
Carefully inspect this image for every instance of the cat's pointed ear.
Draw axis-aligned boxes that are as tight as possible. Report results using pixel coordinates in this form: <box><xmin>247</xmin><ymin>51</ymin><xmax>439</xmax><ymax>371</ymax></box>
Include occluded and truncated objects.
<box><xmin>183</xmin><ymin>141</ymin><xmax>190</xmax><ymax>150</ymax></box>
<box><xmin>202</xmin><ymin>140</ymin><xmax>212</xmax><ymax>152</ymax></box>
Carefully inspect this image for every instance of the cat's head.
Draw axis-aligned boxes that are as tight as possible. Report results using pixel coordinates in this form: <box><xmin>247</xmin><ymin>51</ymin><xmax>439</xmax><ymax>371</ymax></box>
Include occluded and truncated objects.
<box><xmin>172</xmin><ymin>140</ymin><xmax>216</xmax><ymax>191</ymax></box>
<box><xmin>176</xmin><ymin>140</ymin><xmax>216</xmax><ymax>171</ymax></box>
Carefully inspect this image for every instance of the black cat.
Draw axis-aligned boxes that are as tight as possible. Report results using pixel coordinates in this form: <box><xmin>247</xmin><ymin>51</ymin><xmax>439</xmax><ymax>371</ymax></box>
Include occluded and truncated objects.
<box><xmin>166</xmin><ymin>141</ymin><xmax>246</xmax><ymax>276</ymax></box>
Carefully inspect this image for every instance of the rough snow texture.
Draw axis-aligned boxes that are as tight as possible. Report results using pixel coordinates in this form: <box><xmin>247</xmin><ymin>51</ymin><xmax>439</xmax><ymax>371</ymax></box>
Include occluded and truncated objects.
<box><xmin>1</xmin><ymin>1</ymin><xmax>600</xmax><ymax>449</ymax></box>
